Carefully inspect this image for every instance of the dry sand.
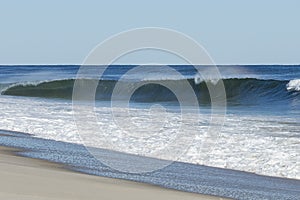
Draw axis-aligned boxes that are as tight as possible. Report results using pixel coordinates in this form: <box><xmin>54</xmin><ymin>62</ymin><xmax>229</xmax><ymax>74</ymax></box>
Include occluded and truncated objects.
<box><xmin>0</xmin><ymin>146</ymin><xmax>227</xmax><ymax>200</ymax></box>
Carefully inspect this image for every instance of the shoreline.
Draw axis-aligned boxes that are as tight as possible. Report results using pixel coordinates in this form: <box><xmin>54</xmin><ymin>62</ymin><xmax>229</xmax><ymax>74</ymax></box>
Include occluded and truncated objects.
<box><xmin>0</xmin><ymin>130</ymin><xmax>299</xmax><ymax>199</ymax></box>
<box><xmin>0</xmin><ymin>146</ymin><xmax>226</xmax><ymax>200</ymax></box>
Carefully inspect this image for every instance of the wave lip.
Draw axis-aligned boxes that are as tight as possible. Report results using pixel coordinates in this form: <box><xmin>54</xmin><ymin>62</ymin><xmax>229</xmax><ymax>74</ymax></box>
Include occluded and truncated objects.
<box><xmin>286</xmin><ymin>79</ymin><xmax>300</xmax><ymax>91</ymax></box>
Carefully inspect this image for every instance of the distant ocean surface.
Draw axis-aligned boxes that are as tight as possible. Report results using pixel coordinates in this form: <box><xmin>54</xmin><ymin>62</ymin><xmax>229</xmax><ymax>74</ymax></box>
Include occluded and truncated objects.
<box><xmin>0</xmin><ymin>65</ymin><xmax>299</xmax><ymax>199</ymax></box>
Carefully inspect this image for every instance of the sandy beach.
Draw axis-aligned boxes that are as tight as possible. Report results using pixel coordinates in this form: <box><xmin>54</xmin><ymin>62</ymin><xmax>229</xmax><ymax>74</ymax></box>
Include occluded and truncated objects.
<box><xmin>0</xmin><ymin>146</ymin><xmax>226</xmax><ymax>200</ymax></box>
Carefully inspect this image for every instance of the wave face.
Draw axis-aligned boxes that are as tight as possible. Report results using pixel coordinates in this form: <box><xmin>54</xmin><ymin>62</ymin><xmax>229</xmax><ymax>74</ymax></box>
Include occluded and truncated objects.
<box><xmin>2</xmin><ymin>80</ymin><xmax>75</xmax><ymax>99</ymax></box>
<box><xmin>1</xmin><ymin>78</ymin><xmax>300</xmax><ymax>106</ymax></box>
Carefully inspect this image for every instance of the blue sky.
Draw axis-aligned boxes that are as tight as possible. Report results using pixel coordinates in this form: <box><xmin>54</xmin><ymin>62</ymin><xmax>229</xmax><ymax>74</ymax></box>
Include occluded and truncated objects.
<box><xmin>0</xmin><ymin>0</ymin><xmax>299</xmax><ymax>64</ymax></box>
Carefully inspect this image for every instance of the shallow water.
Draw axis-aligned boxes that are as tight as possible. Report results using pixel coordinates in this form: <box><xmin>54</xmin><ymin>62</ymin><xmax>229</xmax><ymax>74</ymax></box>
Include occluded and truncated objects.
<box><xmin>0</xmin><ymin>130</ymin><xmax>299</xmax><ymax>200</ymax></box>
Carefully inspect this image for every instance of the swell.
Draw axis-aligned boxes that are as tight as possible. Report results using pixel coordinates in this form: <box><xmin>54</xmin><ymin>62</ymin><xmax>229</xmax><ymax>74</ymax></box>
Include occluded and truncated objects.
<box><xmin>1</xmin><ymin>78</ymin><xmax>300</xmax><ymax>105</ymax></box>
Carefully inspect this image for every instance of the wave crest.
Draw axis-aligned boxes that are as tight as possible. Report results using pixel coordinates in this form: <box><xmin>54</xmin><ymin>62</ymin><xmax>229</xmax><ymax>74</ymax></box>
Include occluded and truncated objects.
<box><xmin>286</xmin><ymin>79</ymin><xmax>300</xmax><ymax>91</ymax></box>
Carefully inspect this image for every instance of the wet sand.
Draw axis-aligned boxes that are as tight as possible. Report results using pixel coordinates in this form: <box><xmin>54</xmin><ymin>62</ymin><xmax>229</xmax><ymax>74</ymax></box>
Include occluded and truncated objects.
<box><xmin>0</xmin><ymin>146</ymin><xmax>226</xmax><ymax>200</ymax></box>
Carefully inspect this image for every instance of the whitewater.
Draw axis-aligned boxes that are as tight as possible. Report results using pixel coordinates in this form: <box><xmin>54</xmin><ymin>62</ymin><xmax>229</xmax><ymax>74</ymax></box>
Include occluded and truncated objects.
<box><xmin>0</xmin><ymin>65</ymin><xmax>299</xmax><ymax>180</ymax></box>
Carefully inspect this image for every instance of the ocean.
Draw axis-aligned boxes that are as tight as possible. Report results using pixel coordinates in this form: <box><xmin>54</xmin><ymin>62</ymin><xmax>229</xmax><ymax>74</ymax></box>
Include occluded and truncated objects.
<box><xmin>0</xmin><ymin>65</ymin><xmax>299</xmax><ymax>199</ymax></box>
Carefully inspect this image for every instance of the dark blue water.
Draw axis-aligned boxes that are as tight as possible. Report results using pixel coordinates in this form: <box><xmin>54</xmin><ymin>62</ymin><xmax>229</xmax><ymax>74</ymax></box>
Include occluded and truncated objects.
<box><xmin>1</xmin><ymin>65</ymin><xmax>300</xmax><ymax>115</ymax></box>
<box><xmin>1</xmin><ymin>64</ymin><xmax>300</xmax><ymax>81</ymax></box>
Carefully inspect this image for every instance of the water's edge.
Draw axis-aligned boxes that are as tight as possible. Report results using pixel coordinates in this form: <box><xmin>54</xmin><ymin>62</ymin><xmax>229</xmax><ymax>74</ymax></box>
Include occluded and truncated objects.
<box><xmin>0</xmin><ymin>130</ymin><xmax>299</xmax><ymax>200</ymax></box>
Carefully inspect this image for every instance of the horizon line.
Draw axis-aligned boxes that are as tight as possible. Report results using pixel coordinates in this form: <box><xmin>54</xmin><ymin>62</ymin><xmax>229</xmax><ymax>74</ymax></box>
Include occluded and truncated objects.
<box><xmin>0</xmin><ymin>63</ymin><xmax>300</xmax><ymax>66</ymax></box>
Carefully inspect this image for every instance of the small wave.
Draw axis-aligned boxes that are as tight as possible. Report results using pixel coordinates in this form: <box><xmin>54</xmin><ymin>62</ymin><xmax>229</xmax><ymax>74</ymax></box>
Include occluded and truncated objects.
<box><xmin>286</xmin><ymin>79</ymin><xmax>300</xmax><ymax>91</ymax></box>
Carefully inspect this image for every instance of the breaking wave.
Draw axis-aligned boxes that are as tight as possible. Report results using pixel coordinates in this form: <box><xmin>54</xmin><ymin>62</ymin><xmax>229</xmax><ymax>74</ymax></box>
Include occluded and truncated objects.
<box><xmin>1</xmin><ymin>78</ymin><xmax>299</xmax><ymax>106</ymax></box>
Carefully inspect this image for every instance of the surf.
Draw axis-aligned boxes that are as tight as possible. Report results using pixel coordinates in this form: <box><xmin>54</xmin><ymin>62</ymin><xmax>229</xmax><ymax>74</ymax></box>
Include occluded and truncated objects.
<box><xmin>1</xmin><ymin>78</ymin><xmax>299</xmax><ymax>106</ymax></box>
<box><xmin>286</xmin><ymin>79</ymin><xmax>300</xmax><ymax>91</ymax></box>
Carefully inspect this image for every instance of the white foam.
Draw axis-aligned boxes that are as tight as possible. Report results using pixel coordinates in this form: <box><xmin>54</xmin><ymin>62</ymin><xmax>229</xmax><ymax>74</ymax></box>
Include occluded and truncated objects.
<box><xmin>194</xmin><ymin>73</ymin><xmax>220</xmax><ymax>85</ymax></box>
<box><xmin>0</xmin><ymin>95</ymin><xmax>299</xmax><ymax>179</ymax></box>
<box><xmin>286</xmin><ymin>79</ymin><xmax>300</xmax><ymax>91</ymax></box>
